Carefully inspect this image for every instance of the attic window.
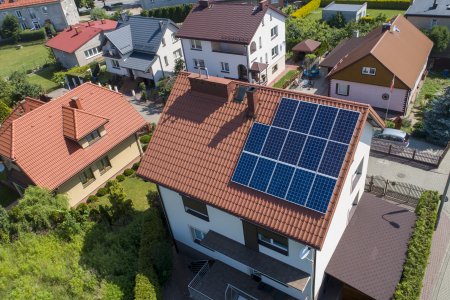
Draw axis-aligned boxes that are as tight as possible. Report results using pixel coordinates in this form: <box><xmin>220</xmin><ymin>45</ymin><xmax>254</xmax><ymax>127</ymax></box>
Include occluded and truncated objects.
<box><xmin>85</xmin><ymin>130</ymin><xmax>101</xmax><ymax>145</ymax></box>
<box><xmin>361</xmin><ymin>67</ymin><xmax>376</xmax><ymax>76</ymax></box>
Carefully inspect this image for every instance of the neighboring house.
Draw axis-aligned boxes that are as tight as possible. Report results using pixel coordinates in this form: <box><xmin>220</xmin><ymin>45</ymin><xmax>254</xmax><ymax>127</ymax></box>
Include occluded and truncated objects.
<box><xmin>140</xmin><ymin>0</ymin><xmax>196</xmax><ymax>10</ymax></box>
<box><xmin>0</xmin><ymin>83</ymin><xmax>147</xmax><ymax>207</ymax></box>
<box><xmin>405</xmin><ymin>0</ymin><xmax>450</xmax><ymax>30</ymax></box>
<box><xmin>0</xmin><ymin>0</ymin><xmax>79</xmax><ymax>32</ymax></box>
<box><xmin>322</xmin><ymin>1</ymin><xmax>367</xmax><ymax>23</ymax></box>
<box><xmin>137</xmin><ymin>71</ymin><xmax>385</xmax><ymax>300</ymax></box>
<box><xmin>46</xmin><ymin>20</ymin><xmax>117</xmax><ymax>69</ymax></box>
<box><xmin>177</xmin><ymin>0</ymin><xmax>287</xmax><ymax>85</ymax></box>
<box><xmin>103</xmin><ymin>15</ymin><xmax>182</xmax><ymax>85</ymax></box>
<box><xmin>320</xmin><ymin>15</ymin><xmax>433</xmax><ymax>116</ymax></box>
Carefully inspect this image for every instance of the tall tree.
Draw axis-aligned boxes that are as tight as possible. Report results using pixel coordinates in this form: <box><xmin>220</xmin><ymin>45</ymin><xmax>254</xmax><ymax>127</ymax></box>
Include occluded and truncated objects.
<box><xmin>426</xmin><ymin>26</ymin><xmax>450</xmax><ymax>53</ymax></box>
<box><xmin>8</xmin><ymin>71</ymin><xmax>44</xmax><ymax>105</ymax></box>
<box><xmin>423</xmin><ymin>87</ymin><xmax>450</xmax><ymax>146</ymax></box>
<box><xmin>0</xmin><ymin>14</ymin><xmax>20</xmax><ymax>43</ymax></box>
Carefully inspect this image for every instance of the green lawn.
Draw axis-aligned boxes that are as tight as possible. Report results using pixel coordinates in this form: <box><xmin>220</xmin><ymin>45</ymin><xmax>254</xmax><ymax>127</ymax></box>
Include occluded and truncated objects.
<box><xmin>28</xmin><ymin>64</ymin><xmax>62</xmax><ymax>93</ymax></box>
<box><xmin>0</xmin><ymin>41</ymin><xmax>51</xmax><ymax>77</ymax></box>
<box><xmin>415</xmin><ymin>73</ymin><xmax>450</xmax><ymax>108</ymax></box>
<box><xmin>0</xmin><ymin>184</ymin><xmax>19</xmax><ymax>208</ymax></box>
<box><xmin>305</xmin><ymin>8</ymin><xmax>405</xmax><ymax>21</ymax></box>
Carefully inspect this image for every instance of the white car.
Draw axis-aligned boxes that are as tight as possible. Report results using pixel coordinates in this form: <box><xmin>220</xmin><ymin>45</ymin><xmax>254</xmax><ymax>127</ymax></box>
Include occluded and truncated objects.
<box><xmin>374</xmin><ymin>128</ymin><xmax>410</xmax><ymax>147</ymax></box>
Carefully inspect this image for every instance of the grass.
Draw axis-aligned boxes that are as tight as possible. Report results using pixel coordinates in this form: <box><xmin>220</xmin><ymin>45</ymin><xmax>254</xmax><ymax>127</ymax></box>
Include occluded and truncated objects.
<box><xmin>0</xmin><ymin>184</ymin><xmax>18</xmax><ymax>208</ymax></box>
<box><xmin>0</xmin><ymin>41</ymin><xmax>51</xmax><ymax>77</ymax></box>
<box><xmin>415</xmin><ymin>73</ymin><xmax>450</xmax><ymax>108</ymax></box>
<box><xmin>273</xmin><ymin>70</ymin><xmax>300</xmax><ymax>89</ymax></box>
<box><xmin>305</xmin><ymin>8</ymin><xmax>405</xmax><ymax>21</ymax></box>
<box><xmin>28</xmin><ymin>64</ymin><xmax>62</xmax><ymax>93</ymax></box>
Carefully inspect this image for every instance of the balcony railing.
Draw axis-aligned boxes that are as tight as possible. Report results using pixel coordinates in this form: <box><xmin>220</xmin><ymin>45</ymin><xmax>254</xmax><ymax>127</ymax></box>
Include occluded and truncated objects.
<box><xmin>225</xmin><ymin>284</ymin><xmax>258</xmax><ymax>300</ymax></box>
<box><xmin>188</xmin><ymin>261</ymin><xmax>213</xmax><ymax>300</ymax></box>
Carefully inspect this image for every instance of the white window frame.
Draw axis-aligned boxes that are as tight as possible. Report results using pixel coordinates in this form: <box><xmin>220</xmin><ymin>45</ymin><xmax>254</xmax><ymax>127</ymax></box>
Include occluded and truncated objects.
<box><xmin>193</xmin><ymin>58</ymin><xmax>205</xmax><ymax>69</ymax></box>
<box><xmin>272</xmin><ymin>64</ymin><xmax>278</xmax><ymax>74</ymax></box>
<box><xmin>164</xmin><ymin>56</ymin><xmax>169</xmax><ymax>66</ymax></box>
<box><xmin>84</xmin><ymin>46</ymin><xmax>102</xmax><ymax>59</ymax></box>
<box><xmin>111</xmin><ymin>59</ymin><xmax>120</xmax><ymax>69</ymax></box>
<box><xmin>190</xmin><ymin>226</ymin><xmax>206</xmax><ymax>242</ymax></box>
<box><xmin>162</xmin><ymin>37</ymin><xmax>166</xmax><ymax>47</ymax></box>
<box><xmin>79</xmin><ymin>167</ymin><xmax>95</xmax><ymax>186</ymax></box>
<box><xmin>361</xmin><ymin>67</ymin><xmax>376</xmax><ymax>76</ymax></box>
<box><xmin>257</xmin><ymin>233</ymin><xmax>288</xmax><ymax>252</ymax></box>
<box><xmin>220</xmin><ymin>62</ymin><xmax>230</xmax><ymax>73</ymax></box>
<box><xmin>336</xmin><ymin>83</ymin><xmax>350</xmax><ymax>96</ymax></box>
<box><xmin>173</xmin><ymin>49</ymin><xmax>182</xmax><ymax>59</ymax></box>
<box><xmin>32</xmin><ymin>21</ymin><xmax>40</xmax><ymax>29</ymax></box>
<box><xmin>97</xmin><ymin>156</ymin><xmax>111</xmax><ymax>174</ymax></box>
<box><xmin>270</xmin><ymin>26</ymin><xmax>278</xmax><ymax>39</ymax></box>
<box><xmin>15</xmin><ymin>10</ymin><xmax>22</xmax><ymax>18</ymax></box>
<box><xmin>271</xmin><ymin>45</ymin><xmax>278</xmax><ymax>58</ymax></box>
<box><xmin>85</xmin><ymin>129</ymin><xmax>101</xmax><ymax>145</ymax></box>
<box><xmin>190</xmin><ymin>39</ymin><xmax>202</xmax><ymax>50</ymax></box>
<box><xmin>171</xmin><ymin>33</ymin><xmax>179</xmax><ymax>43</ymax></box>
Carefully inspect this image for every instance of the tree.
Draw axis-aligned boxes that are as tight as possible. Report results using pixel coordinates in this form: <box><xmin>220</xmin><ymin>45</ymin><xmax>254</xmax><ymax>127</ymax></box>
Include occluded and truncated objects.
<box><xmin>102</xmin><ymin>180</ymin><xmax>134</xmax><ymax>225</ymax></box>
<box><xmin>0</xmin><ymin>77</ymin><xmax>13</xmax><ymax>106</ymax></box>
<box><xmin>0</xmin><ymin>206</ymin><xmax>10</xmax><ymax>243</ymax></box>
<box><xmin>0</xmin><ymin>101</ymin><xmax>12</xmax><ymax>124</ymax></box>
<box><xmin>8</xmin><ymin>71</ymin><xmax>44</xmax><ymax>105</ymax></box>
<box><xmin>0</xmin><ymin>14</ymin><xmax>20</xmax><ymax>43</ymax></box>
<box><xmin>328</xmin><ymin>12</ymin><xmax>346</xmax><ymax>29</ymax></box>
<box><xmin>423</xmin><ymin>87</ymin><xmax>450</xmax><ymax>146</ymax></box>
<box><xmin>426</xmin><ymin>26</ymin><xmax>450</xmax><ymax>53</ymax></box>
<box><xmin>173</xmin><ymin>58</ymin><xmax>185</xmax><ymax>75</ymax></box>
<box><xmin>75</xmin><ymin>0</ymin><xmax>95</xmax><ymax>10</ymax></box>
<box><xmin>90</xmin><ymin>7</ymin><xmax>108</xmax><ymax>21</ymax></box>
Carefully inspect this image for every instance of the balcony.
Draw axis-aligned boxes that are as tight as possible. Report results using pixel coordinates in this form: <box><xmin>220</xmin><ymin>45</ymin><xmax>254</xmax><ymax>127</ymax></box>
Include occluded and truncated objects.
<box><xmin>211</xmin><ymin>42</ymin><xmax>246</xmax><ymax>56</ymax></box>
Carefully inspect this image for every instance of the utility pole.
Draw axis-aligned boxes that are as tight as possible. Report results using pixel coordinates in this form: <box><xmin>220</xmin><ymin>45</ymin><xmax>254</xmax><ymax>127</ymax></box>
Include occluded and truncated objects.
<box><xmin>436</xmin><ymin>172</ymin><xmax>450</xmax><ymax>230</ymax></box>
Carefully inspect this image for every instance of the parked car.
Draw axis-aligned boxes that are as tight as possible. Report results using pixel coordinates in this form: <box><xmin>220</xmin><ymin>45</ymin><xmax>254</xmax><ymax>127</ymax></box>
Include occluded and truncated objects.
<box><xmin>374</xmin><ymin>128</ymin><xmax>410</xmax><ymax>147</ymax></box>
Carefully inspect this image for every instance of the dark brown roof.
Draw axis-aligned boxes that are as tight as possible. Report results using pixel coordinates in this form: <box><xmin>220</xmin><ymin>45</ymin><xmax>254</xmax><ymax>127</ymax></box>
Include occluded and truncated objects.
<box><xmin>250</xmin><ymin>62</ymin><xmax>268</xmax><ymax>72</ymax></box>
<box><xmin>137</xmin><ymin>72</ymin><xmax>384</xmax><ymax>249</ymax></box>
<box><xmin>326</xmin><ymin>193</ymin><xmax>416</xmax><ymax>300</ymax></box>
<box><xmin>292</xmin><ymin>39</ymin><xmax>321</xmax><ymax>53</ymax></box>
<box><xmin>321</xmin><ymin>15</ymin><xmax>433</xmax><ymax>89</ymax></box>
<box><xmin>320</xmin><ymin>37</ymin><xmax>362</xmax><ymax>68</ymax></box>
<box><xmin>176</xmin><ymin>2</ymin><xmax>285</xmax><ymax>44</ymax></box>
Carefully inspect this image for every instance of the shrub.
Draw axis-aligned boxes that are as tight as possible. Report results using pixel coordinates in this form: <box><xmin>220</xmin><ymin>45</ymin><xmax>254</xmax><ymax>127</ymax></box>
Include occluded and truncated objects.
<box><xmin>292</xmin><ymin>0</ymin><xmax>321</xmax><ymax>18</ymax></box>
<box><xmin>140</xmin><ymin>135</ymin><xmax>151</xmax><ymax>144</ymax></box>
<box><xmin>108</xmin><ymin>180</ymin><xmax>134</xmax><ymax>225</ymax></box>
<box><xmin>423</xmin><ymin>87</ymin><xmax>450</xmax><ymax>146</ymax></box>
<box><xmin>143</xmin><ymin>145</ymin><xmax>148</xmax><ymax>152</ymax></box>
<box><xmin>320</xmin><ymin>0</ymin><xmax>410</xmax><ymax>10</ymax></box>
<box><xmin>1</xmin><ymin>14</ymin><xmax>20</xmax><ymax>43</ymax></box>
<box><xmin>141</xmin><ymin>3</ymin><xmax>193</xmax><ymax>23</ymax></box>
<box><xmin>96</xmin><ymin>187</ymin><xmax>109</xmax><ymax>197</ymax></box>
<box><xmin>57</xmin><ymin>212</ymin><xmax>82</xmax><ymax>241</ymax></box>
<box><xmin>19</xmin><ymin>28</ymin><xmax>46</xmax><ymax>42</ymax></box>
<box><xmin>123</xmin><ymin>168</ymin><xmax>135</xmax><ymax>177</ymax></box>
<box><xmin>425</xmin><ymin>26</ymin><xmax>450</xmax><ymax>53</ymax></box>
<box><xmin>87</xmin><ymin>195</ymin><xmax>98</xmax><ymax>204</ymax></box>
<box><xmin>116</xmin><ymin>174</ymin><xmax>126</xmax><ymax>182</ymax></box>
<box><xmin>0</xmin><ymin>206</ymin><xmax>11</xmax><ymax>243</ymax></box>
<box><xmin>134</xmin><ymin>272</ymin><xmax>160</xmax><ymax>300</ymax></box>
<box><xmin>273</xmin><ymin>70</ymin><xmax>300</xmax><ymax>89</ymax></box>
<box><xmin>0</xmin><ymin>100</ymin><xmax>12</xmax><ymax>124</ymax></box>
<box><xmin>412</xmin><ymin>121</ymin><xmax>425</xmax><ymax>138</ymax></box>
<box><xmin>132</xmin><ymin>162</ymin><xmax>140</xmax><ymax>171</ymax></box>
<box><xmin>394</xmin><ymin>190</ymin><xmax>440</xmax><ymax>300</ymax></box>
<box><xmin>90</xmin><ymin>7</ymin><xmax>108</xmax><ymax>20</ymax></box>
<box><xmin>385</xmin><ymin>119</ymin><xmax>395</xmax><ymax>128</ymax></box>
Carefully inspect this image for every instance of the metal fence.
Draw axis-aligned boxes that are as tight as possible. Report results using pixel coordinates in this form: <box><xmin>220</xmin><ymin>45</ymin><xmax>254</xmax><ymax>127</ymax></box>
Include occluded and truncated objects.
<box><xmin>188</xmin><ymin>261</ymin><xmax>213</xmax><ymax>300</ymax></box>
<box><xmin>365</xmin><ymin>175</ymin><xmax>426</xmax><ymax>208</ymax></box>
<box><xmin>370</xmin><ymin>138</ymin><xmax>444</xmax><ymax>167</ymax></box>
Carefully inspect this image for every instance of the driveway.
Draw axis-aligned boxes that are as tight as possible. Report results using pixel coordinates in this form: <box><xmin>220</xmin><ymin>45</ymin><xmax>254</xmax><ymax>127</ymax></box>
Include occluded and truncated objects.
<box><xmin>126</xmin><ymin>97</ymin><xmax>163</xmax><ymax>124</ymax></box>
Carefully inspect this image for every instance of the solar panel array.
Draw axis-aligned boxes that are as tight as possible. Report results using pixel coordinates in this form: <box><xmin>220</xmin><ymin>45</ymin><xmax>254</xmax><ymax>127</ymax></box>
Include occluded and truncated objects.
<box><xmin>231</xmin><ymin>97</ymin><xmax>360</xmax><ymax>214</ymax></box>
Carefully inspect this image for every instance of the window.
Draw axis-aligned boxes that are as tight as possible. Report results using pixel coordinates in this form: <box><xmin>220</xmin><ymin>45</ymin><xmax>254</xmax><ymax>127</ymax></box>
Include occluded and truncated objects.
<box><xmin>162</xmin><ymin>37</ymin><xmax>166</xmax><ymax>47</ymax></box>
<box><xmin>431</xmin><ymin>19</ymin><xmax>438</xmax><ymax>28</ymax></box>
<box><xmin>111</xmin><ymin>60</ymin><xmax>120</xmax><ymax>69</ymax></box>
<box><xmin>20</xmin><ymin>23</ymin><xmax>27</xmax><ymax>30</ymax></box>
<box><xmin>190</xmin><ymin>39</ymin><xmax>202</xmax><ymax>50</ymax></box>
<box><xmin>271</xmin><ymin>45</ymin><xmax>278</xmax><ymax>58</ymax></box>
<box><xmin>220</xmin><ymin>62</ymin><xmax>230</xmax><ymax>73</ymax></box>
<box><xmin>193</xmin><ymin>58</ymin><xmax>205</xmax><ymax>69</ymax></box>
<box><xmin>164</xmin><ymin>56</ymin><xmax>169</xmax><ymax>66</ymax></box>
<box><xmin>250</xmin><ymin>41</ymin><xmax>257</xmax><ymax>54</ymax></box>
<box><xmin>262</xmin><ymin>18</ymin><xmax>264</xmax><ymax>27</ymax></box>
<box><xmin>260</xmin><ymin>57</ymin><xmax>262</xmax><ymax>63</ymax></box>
<box><xmin>190</xmin><ymin>226</ymin><xmax>206</xmax><ymax>242</ymax></box>
<box><xmin>41</xmin><ymin>6</ymin><xmax>48</xmax><ymax>14</ymax></box>
<box><xmin>173</xmin><ymin>49</ymin><xmax>182</xmax><ymax>59</ymax></box>
<box><xmin>32</xmin><ymin>21</ymin><xmax>40</xmax><ymax>29</ymax></box>
<box><xmin>257</xmin><ymin>231</ymin><xmax>288</xmax><ymax>255</ymax></box>
<box><xmin>351</xmin><ymin>159</ymin><xmax>363</xmax><ymax>192</ymax></box>
<box><xmin>272</xmin><ymin>64</ymin><xmax>278</xmax><ymax>74</ymax></box>
<box><xmin>85</xmin><ymin>130</ymin><xmax>101</xmax><ymax>145</ymax></box>
<box><xmin>336</xmin><ymin>83</ymin><xmax>350</xmax><ymax>96</ymax></box>
<box><xmin>28</xmin><ymin>8</ymin><xmax>36</xmax><ymax>19</ymax></box>
<box><xmin>84</xmin><ymin>46</ymin><xmax>101</xmax><ymax>59</ymax></box>
<box><xmin>15</xmin><ymin>10</ymin><xmax>22</xmax><ymax>18</ymax></box>
<box><xmin>258</xmin><ymin>36</ymin><xmax>262</xmax><ymax>49</ymax></box>
<box><xmin>361</xmin><ymin>67</ymin><xmax>376</xmax><ymax>76</ymax></box>
<box><xmin>79</xmin><ymin>168</ymin><xmax>95</xmax><ymax>186</ymax></box>
<box><xmin>270</xmin><ymin>26</ymin><xmax>278</xmax><ymax>39</ymax></box>
<box><xmin>270</xmin><ymin>13</ymin><xmax>272</xmax><ymax>21</ymax></box>
<box><xmin>265</xmin><ymin>53</ymin><xmax>268</xmax><ymax>63</ymax></box>
<box><xmin>182</xmin><ymin>195</ymin><xmax>209</xmax><ymax>221</ymax></box>
<box><xmin>97</xmin><ymin>156</ymin><xmax>111</xmax><ymax>174</ymax></box>
<box><xmin>171</xmin><ymin>33</ymin><xmax>179</xmax><ymax>43</ymax></box>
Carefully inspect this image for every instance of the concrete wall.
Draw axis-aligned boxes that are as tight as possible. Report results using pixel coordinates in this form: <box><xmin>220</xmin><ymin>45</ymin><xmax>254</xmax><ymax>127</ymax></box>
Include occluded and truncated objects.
<box><xmin>322</xmin><ymin>4</ymin><xmax>367</xmax><ymax>23</ymax></box>
<box><xmin>330</xmin><ymin>79</ymin><xmax>408</xmax><ymax>113</ymax></box>
<box><xmin>406</xmin><ymin>15</ymin><xmax>450</xmax><ymax>31</ymax></box>
<box><xmin>52</xmin><ymin>48</ymin><xmax>79</xmax><ymax>69</ymax></box>
<box><xmin>158</xmin><ymin>185</ymin><xmax>312</xmax><ymax>299</ymax></box>
<box><xmin>57</xmin><ymin>134</ymin><xmax>141</xmax><ymax>206</ymax></box>
<box><xmin>0</xmin><ymin>0</ymin><xmax>79</xmax><ymax>32</ymax></box>
<box><xmin>314</xmin><ymin>122</ymin><xmax>374</xmax><ymax>297</ymax></box>
<box><xmin>140</xmin><ymin>0</ymin><xmax>196</xmax><ymax>10</ymax></box>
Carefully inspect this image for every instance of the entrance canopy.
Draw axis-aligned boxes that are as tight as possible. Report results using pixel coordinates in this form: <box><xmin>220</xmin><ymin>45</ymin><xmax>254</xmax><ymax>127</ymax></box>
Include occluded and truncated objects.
<box><xmin>250</xmin><ymin>62</ymin><xmax>268</xmax><ymax>73</ymax></box>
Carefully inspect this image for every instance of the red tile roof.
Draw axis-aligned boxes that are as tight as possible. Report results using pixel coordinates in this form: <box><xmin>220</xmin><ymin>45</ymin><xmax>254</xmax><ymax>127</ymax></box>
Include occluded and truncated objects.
<box><xmin>0</xmin><ymin>83</ymin><xmax>147</xmax><ymax>190</ymax></box>
<box><xmin>62</xmin><ymin>106</ymin><xmax>109</xmax><ymax>141</ymax></box>
<box><xmin>0</xmin><ymin>0</ymin><xmax>57</xmax><ymax>10</ymax></box>
<box><xmin>176</xmin><ymin>2</ymin><xmax>285</xmax><ymax>44</ymax></box>
<box><xmin>137</xmin><ymin>72</ymin><xmax>384</xmax><ymax>249</ymax></box>
<box><xmin>46</xmin><ymin>20</ymin><xmax>117</xmax><ymax>53</ymax></box>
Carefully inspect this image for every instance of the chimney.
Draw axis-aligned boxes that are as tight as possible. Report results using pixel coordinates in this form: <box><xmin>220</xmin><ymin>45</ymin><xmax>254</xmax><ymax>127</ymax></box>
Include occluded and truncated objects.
<box><xmin>246</xmin><ymin>87</ymin><xmax>259</xmax><ymax>118</ymax></box>
<box><xmin>159</xmin><ymin>20</ymin><xmax>164</xmax><ymax>30</ymax></box>
<box><xmin>381</xmin><ymin>23</ymin><xmax>391</xmax><ymax>32</ymax></box>
<box><xmin>198</xmin><ymin>0</ymin><xmax>209</xmax><ymax>8</ymax></box>
<box><xmin>74</xmin><ymin>26</ymin><xmax>81</xmax><ymax>34</ymax></box>
<box><xmin>101</xmin><ymin>19</ymin><xmax>106</xmax><ymax>24</ymax></box>
<box><xmin>188</xmin><ymin>73</ymin><xmax>235</xmax><ymax>101</ymax></box>
<box><xmin>69</xmin><ymin>97</ymin><xmax>83</xmax><ymax>110</ymax></box>
<box><xmin>259</xmin><ymin>0</ymin><xmax>267</xmax><ymax>10</ymax></box>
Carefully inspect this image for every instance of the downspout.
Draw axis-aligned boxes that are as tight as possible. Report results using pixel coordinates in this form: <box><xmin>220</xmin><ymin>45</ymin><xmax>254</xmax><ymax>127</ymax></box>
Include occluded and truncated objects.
<box><xmin>312</xmin><ymin>248</ymin><xmax>317</xmax><ymax>299</ymax></box>
<box><xmin>157</xmin><ymin>55</ymin><xmax>165</xmax><ymax>79</ymax></box>
<box><xmin>245</xmin><ymin>44</ymin><xmax>250</xmax><ymax>82</ymax></box>
<box><xmin>156</xmin><ymin>185</ymin><xmax>179</xmax><ymax>253</ymax></box>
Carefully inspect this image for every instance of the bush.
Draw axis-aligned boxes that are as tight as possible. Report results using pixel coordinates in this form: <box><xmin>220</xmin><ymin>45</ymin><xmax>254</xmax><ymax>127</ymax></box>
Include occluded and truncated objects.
<box><xmin>320</xmin><ymin>0</ymin><xmax>410</xmax><ymax>9</ymax></box>
<box><xmin>123</xmin><ymin>168</ymin><xmax>135</xmax><ymax>177</ymax></box>
<box><xmin>0</xmin><ymin>101</ymin><xmax>12</xmax><ymax>124</ymax></box>
<box><xmin>1</xmin><ymin>14</ymin><xmax>20</xmax><ymax>43</ymax></box>
<box><xmin>425</xmin><ymin>26</ymin><xmax>450</xmax><ymax>53</ymax></box>
<box><xmin>412</xmin><ymin>121</ymin><xmax>425</xmax><ymax>138</ymax></box>
<box><xmin>142</xmin><ymin>145</ymin><xmax>148</xmax><ymax>152</ymax></box>
<box><xmin>273</xmin><ymin>70</ymin><xmax>300</xmax><ymax>89</ymax></box>
<box><xmin>132</xmin><ymin>162</ymin><xmax>140</xmax><ymax>171</ymax></box>
<box><xmin>423</xmin><ymin>87</ymin><xmax>450</xmax><ymax>146</ymax></box>
<box><xmin>96</xmin><ymin>187</ymin><xmax>109</xmax><ymax>197</ymax></box>
<box><xmin>116</xmin><ymin>174</ymin><xmax>126</xmax><ymax>182</ymax></box>
<box><xmin>87</xmin><ymin>195</ymin><xmax>98</xmax><ymax>204</ymax></box>
<box><xmin>140</xmin><ymin>135</ymin><xmax>151</xmax><ymax>144</ymax></box>
<box><xmin>19</xmin><ymin>28</ymin><xmax>46</xmax><ymax>42</ymax></box>
<box><xmin>90</xmin><ymin>7</ymin><xmax>108</xmax><ymax>20</ymax></box>
<box><xmin>134</xmin><ymin>272</ymin><xmax>160</xmax><ymax>300</ymax></box>
<box><xmin>394</xmin><ymin>191</ymin><xmax>440</xmax><ymax>300</ymax></box>
<box><xmin>57</xmin><ymin>212</ymin><xmax>82</xmax><ymax>241</ymax></box>
<box><xmin>292</xmin><ymin>0</ymin><xmax>321</xmax><ymax>18</ymax></box>
<box><xmin>141</xmin><ymin>3</ymin><xmax>193</xmax><ymax>23</ymax></box>
<box><xmin>0</xmin><ymin>206</ymin><xmax>11</xmax><ymax>243</ymax></box>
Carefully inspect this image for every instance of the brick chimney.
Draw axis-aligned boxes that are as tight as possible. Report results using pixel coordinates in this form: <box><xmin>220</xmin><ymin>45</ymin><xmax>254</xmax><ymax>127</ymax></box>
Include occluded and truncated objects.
<box><xmin>246</xmin><ymin>87</ymin><xmax>259</xmax><ymax>118</ymax></box>
<box><xmin>259</xmin><ymin>0</ymin><xmax>268</xmax><ymax>10</ymax></box>
<box><xmin>69</xmin><ymin>96</ymin><xmax>83</xmax><ymax>110</ymax></box>
<box><xmin>188</xmin><ymin>73</ymin><xmax>235</xmax><ymax>101</ymax></box>
<box><xmin>74</xmin><ymin>27</ymin><xmax>81</xmax><ymax>34</ymax></box>
<box><xmin>199</xmin><ymin>0</ymin><xmax>209</xmax><ymax>8</ymax></box>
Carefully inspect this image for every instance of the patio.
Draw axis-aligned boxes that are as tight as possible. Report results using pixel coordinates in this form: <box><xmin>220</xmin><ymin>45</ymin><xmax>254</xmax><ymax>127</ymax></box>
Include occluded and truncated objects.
<box><xmin>289</xmin><ymin>67</ymin><xmax>329</xmax><ymax>96</ymax></box>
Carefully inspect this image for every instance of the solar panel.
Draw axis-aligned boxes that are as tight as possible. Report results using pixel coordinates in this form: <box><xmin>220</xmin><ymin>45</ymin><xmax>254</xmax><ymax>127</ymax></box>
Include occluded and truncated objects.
<box><xmin>231</xmin><ymin>97</ymin><xmax>360</xmax><ymax>214</ymax></box>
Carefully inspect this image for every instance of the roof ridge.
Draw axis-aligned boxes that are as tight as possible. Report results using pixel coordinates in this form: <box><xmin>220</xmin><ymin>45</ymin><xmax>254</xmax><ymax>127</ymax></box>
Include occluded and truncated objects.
<box><xmin>84</xmin><ymin>82</ymin><xmax>125</xmax><ymax>97</ymax></box>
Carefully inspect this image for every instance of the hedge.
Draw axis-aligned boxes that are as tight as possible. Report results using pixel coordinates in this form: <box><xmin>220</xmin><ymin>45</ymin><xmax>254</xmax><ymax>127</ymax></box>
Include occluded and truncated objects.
<box><xmin>273</xmin><ymin>70</ymin><xmax>300</xmax><ymax>89</ymax></box>
<box><xmin>19</xmin><ymin>28</ymin><xmax>46</xmax><ymax>42</ymax></box>
<box><xmin>320</xmin><ymin>0</ymin><xmax>410</xmax><ymax>10</ymax></box>
<box><xmin>292</xmin><ymin>0</ymin><xmax>321</xmax><ymax>18</ymax></box>
<box><xmin>393</xmin><ymin>190</ymin><xmax>440</xmax><ymax>300</ymax></box>
<box><xmin>141</xmin><ymin>4</ymin><xmax>193</xmax><ymax>23</ymax></box>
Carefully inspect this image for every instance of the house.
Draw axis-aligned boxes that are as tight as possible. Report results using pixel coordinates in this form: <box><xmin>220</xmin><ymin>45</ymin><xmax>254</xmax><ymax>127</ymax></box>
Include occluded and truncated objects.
<box><xmin>137</xmin><ymin>71</ymin><xmax>385</xmax><ymax>300</ymax></box>
<box><xmin>0</xmin><ymin>0</ymin><xmax>79</xmax><ymax>32</ymax></box>
<box><xmin>140</xmin><ymin>0</ymin><xmax>196</xmax><ymax>10</ymax></box>
<box><xmin>320</xmin><ymin>15</ymin><xmax>433</xmax><ymax>116</ymax></box>
<box><xmin>46</xmin><ymin>20</ymin><xmax>117</xmax><ymax>69</ymax></box>
<box><xmin>405</xmin><ymin>0</ymin><xmax>450</xmax><ymax>56</ymax></box>
<box><xmin>103</xmin><ymin>15</ymin><xmax>182</xmax><ymax>85</ymax></box>
<box><xmin>322</xmin><ymin>1</ymin><xmax>367</xmax><ymax>23</ymax></box>
<box><xmin>176</xmin><ymin>0</ymin><xmax>286</xmax><ymax>85</ymax></box>
<box><xmin>0</xmin><ymin>83</ymin><xmax>147</xmax><ymax>206</ymax></box>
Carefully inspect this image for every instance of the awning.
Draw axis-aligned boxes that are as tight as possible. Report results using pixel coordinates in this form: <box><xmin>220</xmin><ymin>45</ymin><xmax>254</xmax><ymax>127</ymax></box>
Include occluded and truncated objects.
<box><xmin>120</xmin><ymin>52</ymin><xmax>157</xmax><ymax>72</ymax></box>
<box><xmin>292</xmin><ymin>39</ymin><xmax>321</xmax><ymax>53</ymax></box>
<box><xmin>250</xmin><ymin>62</ymin><xmax>268</xmax><ymax>72</ymax></box>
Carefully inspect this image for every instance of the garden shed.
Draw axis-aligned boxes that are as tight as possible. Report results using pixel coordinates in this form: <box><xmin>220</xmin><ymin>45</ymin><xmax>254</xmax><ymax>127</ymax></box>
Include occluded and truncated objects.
<box><xmin>292</xmin><ymin>39</ymin><xmax>321</xmax><ymax>61</ymax></box>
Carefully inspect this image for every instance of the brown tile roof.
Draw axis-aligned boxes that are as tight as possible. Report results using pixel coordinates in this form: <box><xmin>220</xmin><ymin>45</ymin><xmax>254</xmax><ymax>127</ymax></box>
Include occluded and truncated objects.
<box><xmin>137</xmin><ymin>72</ymin><xmax>384</xmax><ymax>249</ymax></box>
<box><xmin>321</xmin><ymin>15</ymin><xmax>433</xmax><ymax>89</ymax></box>
<box><xmin>0</xmin><ymin>83</ymin><xmax>147</xmax><ymax>190</ymax></box>
<box><xmin>292</xmin><ymin>39</ymin><xmax>321</xmax><ymax>53</ymax></box>
<box><xmin>0</xmin><ymin>0</ymin><xmax>57</xmax><ymax>10</ymax></box>
<box><xmin>326</xmin><ymin>193</ymin><xmax>416</xmax><ymax>300</ymax></box>
<box><xmin>62</xmin><ymin>106</ymin><xmax>109</xmax><ymax>141</ymax></box>
<box><xmin>320</xmin><ymin>37</ymin><xmax>362</xmax><ymax>68</ymax></box>
<box><xmin>176</xmin><ymin>2</ymin><xmax>285</xmax><ymax>44</ymax></box>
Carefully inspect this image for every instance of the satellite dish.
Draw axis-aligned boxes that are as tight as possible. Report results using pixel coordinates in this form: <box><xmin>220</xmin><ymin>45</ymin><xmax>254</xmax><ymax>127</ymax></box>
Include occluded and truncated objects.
<box><xmin>300</xmin><ymin>246</ymin><xmax>310</xmax><ymax>260</ymax></box>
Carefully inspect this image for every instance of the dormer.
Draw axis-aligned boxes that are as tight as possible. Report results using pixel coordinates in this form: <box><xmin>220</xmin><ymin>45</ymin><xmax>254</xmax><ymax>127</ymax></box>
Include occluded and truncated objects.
<box><xmin>62</xmin><ymin>97</ymin><xmax>109</xmax><ymax>148</ymax></box>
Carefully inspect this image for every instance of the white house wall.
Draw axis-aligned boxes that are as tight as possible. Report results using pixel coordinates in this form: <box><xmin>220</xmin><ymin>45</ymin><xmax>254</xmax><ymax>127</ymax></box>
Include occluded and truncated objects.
<box><xmin>314</xmin><ymin>122</ymin><xmax>374</xmax><ymax>297</ymax></box>
<box><xmin>154</xmin><ymin>23</ymin><xmax>183</xmax><ymax>82</ymax></box>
